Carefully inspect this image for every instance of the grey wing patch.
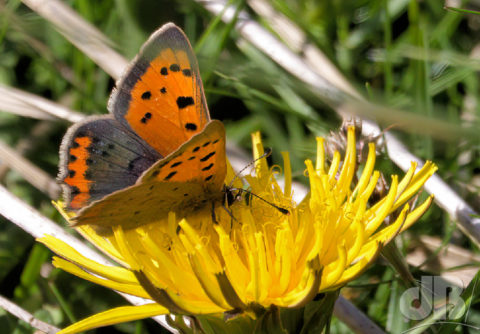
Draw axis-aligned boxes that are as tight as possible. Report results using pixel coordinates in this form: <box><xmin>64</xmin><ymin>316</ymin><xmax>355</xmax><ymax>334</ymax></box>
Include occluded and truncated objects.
<box><xmin>59</xmin><ymin>115</ymin><xmax>161</xmax><ymax>210</ymax></box>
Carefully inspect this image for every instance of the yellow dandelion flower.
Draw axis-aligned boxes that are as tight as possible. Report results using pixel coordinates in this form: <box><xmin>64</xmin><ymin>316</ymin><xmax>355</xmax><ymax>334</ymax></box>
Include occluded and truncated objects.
<box><xmin>39</xmin><ymin>127</ymin><xmax>436</xmax><ymax>333</ymax></box>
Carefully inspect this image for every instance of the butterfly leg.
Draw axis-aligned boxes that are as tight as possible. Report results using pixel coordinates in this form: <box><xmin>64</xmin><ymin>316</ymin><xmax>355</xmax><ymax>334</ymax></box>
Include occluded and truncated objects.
<box><xmin>211</xmin><ymin>202</ymin><xmax>219</xmax><ymax>224</ymax></box>
<box><xmin>221</xmin><ymin>203</ymin><xmax>240</xmax><ymax>235</ymax></box>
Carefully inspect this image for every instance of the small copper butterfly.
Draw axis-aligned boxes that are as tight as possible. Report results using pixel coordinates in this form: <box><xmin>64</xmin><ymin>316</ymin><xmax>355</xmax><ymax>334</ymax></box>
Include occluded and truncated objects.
<box><xmin>58</xmin><ymin>23</ymin><xmax>226</xmax><ymax>229</ymax></box>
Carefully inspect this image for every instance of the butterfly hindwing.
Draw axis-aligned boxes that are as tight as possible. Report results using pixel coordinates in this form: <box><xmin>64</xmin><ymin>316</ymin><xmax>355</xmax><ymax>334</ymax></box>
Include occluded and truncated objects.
<box><xmin>73</xmin><ymin>120</ymin><xmax>226</xmax><ymax>229</ymax></box>
<box><xmin>59</xmin><ymin>116</ymin><xmax>160</xmax><ymax>210</ymax></box>
<box><xmin>109</xmin><ymin>23</ymin><xmax>210</xmax><ymax>157</ymax></box>
<box><xmin>141</xmin><ymin>120</ymin><xmax>226</xmax><ymax>192</ymax></box>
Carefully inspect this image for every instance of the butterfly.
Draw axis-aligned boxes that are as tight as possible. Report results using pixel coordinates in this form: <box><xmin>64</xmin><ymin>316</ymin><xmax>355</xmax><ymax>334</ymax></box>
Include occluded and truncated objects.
<box><xmin>58</xmin><ymin>23</ymin><xmax>227</xmax><ymax>230</ymax></box>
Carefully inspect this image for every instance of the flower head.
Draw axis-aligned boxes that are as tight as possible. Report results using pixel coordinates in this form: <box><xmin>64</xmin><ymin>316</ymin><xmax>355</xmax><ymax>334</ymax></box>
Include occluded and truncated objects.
<box><xmin>40</xmin><ymin>127</ymin><xmax>436</xmax><ymax>333</ymax></box>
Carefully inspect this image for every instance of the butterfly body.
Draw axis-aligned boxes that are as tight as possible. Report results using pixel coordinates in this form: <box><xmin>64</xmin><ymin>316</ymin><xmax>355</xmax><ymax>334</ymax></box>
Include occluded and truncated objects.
<box><xmin>59</xmin><ymin>23</ymin><xmax>227</xmax><ymax>229</ymax></box>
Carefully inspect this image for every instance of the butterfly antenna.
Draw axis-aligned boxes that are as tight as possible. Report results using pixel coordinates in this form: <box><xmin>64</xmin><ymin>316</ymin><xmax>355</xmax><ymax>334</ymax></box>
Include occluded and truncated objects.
<box><xmin>228</xmin><ymin>147</ymin><xmax>272</xmax><ymax>188</ymax></box>
<box><xmin>231</xmin><ymin>187</ymin><xmax>289</xmax><ymax>215</ymax></box>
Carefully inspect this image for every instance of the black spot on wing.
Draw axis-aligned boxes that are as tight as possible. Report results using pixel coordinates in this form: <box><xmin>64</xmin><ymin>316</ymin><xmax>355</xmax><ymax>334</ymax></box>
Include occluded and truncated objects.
<box><xmin>141</xmin><ymin>113</ymin><xmax>152</xmax><ymax>124</ymax></box>
<box><xmin>188</xmin><ymin>156</ymin><xmax>195</xmax><ymax>160</ymax></box>
<box><xmin>128</xmin><ymin>157</ymin><xmax>142</xmax><ymax>172</ymax></box>
<box><xmin>164</xmin><ymin>171</ymin><xmax>177</xmax><ymax>181</ymax></box>
<box><xmin>212</xmin><ymin>139</ymin><xmax>220</xmax><ymax>144</ymax></box>
<box><xmin>141</xmin><ymin>91</ymin><xmax>151</xmax><ymax>100</ymax></box>
<box><xmin>160</xmin><ymin>67</ymin><xmax>168</xmax><ymax>75</ymax></box>
<box><xmin>72</xmin><ymin>141</ymin><xmax>79</xmax><ymax>148</ymax></box>
<box><xmin>205</xmin><ymin>175</ymin><xmax>213</xmax><ymax>181</ymax></box>
<box><xmin>69</xmin><ymin>154</ymin><xmax>77</xmax><ymax>162</ymax></box>
<box><xmin>68</xmin><ymin>170</ymin><xmax>75</xmax><ymax>178</ymax></box>
<box><xmin>160</xmin><ymin>87</ymin><xmax>166</xmax><ymax>94</ymax></box>
<box><xmin>182</xmin><ymin>69</ymin><xmax>192</xmax><ymax>77</ymax></box>
<box><xmin>202</xmin><ymin>163</ymin><xmax>214</xmax><ymax>171</ymax></box>
<box><xmin>202</xmin><ymin>141</ymin><xmax>211</xmax><ymax>147</ymax></box>
<box><xmin>169</xmin><ymin>64</ymin><xmax>180</xmax><ymax>72</ymax></box>
<box><xmin>170</xmin><ymin>161</ymin><xmax>182</xmax><ymax>168</ymax></box>
<box><xmin>71</xmin><ymin>186</ymin><xmax>80</xmax><ymax>195</ymax></box>
<box><xmin>177</xmin><ymin>97</ymin><xmax>194</xmax><ymax>109</ymax></box>
<box><xmin>200</xmin><ymin>151</ymin><xmax>216</xmax><ymax>162</ymax></box>
<box><xmin>185</xmin><ymin>123</ymin><xmax>197</xmax><ymax>131</ymax></box>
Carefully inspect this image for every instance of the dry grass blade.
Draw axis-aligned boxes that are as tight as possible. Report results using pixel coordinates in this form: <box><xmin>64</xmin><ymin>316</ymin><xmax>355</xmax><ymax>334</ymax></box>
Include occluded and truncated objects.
<box><xmin>247</xmin><ymin>0</ymin><xmax>477</xmax><ymax>142</ymax></box>
<box><xmin>197</xmin><ymin>0</ymin><xmax>480</xmax><ymax>248</ymax></box>
<box><xmin>0</xmin><ymin>140</ymin><xmax>60</xmax><ymax>199</ymax></box>
<box><xmin>0</xmin><ymin>185</ymin><xmax>175</xmax><ymax>333</ymax></box>
<box><xmin>0</xmin><ymin>185</ymin><xmax>109</xmax><ymax>266</ymax></box>
<box><xmin>0</xmin><ymin>295</ymin><xmax>60</xmax><ymax>334</ymax></box>
<box><xmin>334</xmin><ymin>296</ymin><xmax>386</xmax><ymax>334</ymax></box>
<box><xmin>372</xmin><ymin>121</ymin><xmax>480</xmax><ymax>246</ymax></box>
<box><xmin>0</xmin><ymin>1</ymin><xmax>77</xmax><ymax>86</ymax></box>
<box><xmin>247</xmin><ymin>0</ymin><xmax>362</xmax><ymax>100</ymax></box>
<box><xmin>407</xmin><ymin>235</ymin><xmax>480</xmax><ymax>287</ymax></box>
<box><xmin>200</xmin><ymin>0</ymin><xmax>344</xmax><ymax>105</ymax></box>
<box><xmin>0</xmin><ymin>121</ymin><xmax>56</xmax><ymax>180</ymax></box>
<box><xmin>0</xmin><ymin>84</ymin><xmax>85</xmax><ymax>123</ymax></box>
<box><xmin>21</xmin><ymin>0</ymin><xmax>128</xmax><ymax>80</ymax></box>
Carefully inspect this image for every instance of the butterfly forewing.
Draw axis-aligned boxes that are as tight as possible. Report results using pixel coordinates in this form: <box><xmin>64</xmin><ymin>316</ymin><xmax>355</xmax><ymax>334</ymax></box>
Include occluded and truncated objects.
<box><xmin>109</xmin><ymin>23</ymin><xmax>210</xmax><ymax>157</ymax></box>
<box><xmin>73</xmin><ymin>120</ymin><xmax>226</xmax><ymax>229</ymax></box>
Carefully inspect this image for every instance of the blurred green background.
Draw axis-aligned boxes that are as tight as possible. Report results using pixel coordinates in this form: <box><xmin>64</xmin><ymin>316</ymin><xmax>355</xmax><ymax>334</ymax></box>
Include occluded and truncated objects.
<box><xmin>1</xmin><ymin>0</ymin><xmax>480</xmax><ymax>333</ymax></box>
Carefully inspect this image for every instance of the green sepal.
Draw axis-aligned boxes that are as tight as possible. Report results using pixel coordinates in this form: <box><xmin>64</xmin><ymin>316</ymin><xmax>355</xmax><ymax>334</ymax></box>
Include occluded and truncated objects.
<box><xmin>166</xmin><ymin>291</ymin><xmax>339</xmax><ymax>334</ymax></box>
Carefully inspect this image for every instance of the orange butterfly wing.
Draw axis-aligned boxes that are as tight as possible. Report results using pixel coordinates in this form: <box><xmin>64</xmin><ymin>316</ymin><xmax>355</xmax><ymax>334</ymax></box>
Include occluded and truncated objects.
<box><xmin>59</xmin><ymin>23</ymin><xmax>218</xmax><ymax>212</ymax></box>
<box><xmin>109</xmin><ymin>23</ymin><xmax>210</xmax><ymax>157</ymax></box>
